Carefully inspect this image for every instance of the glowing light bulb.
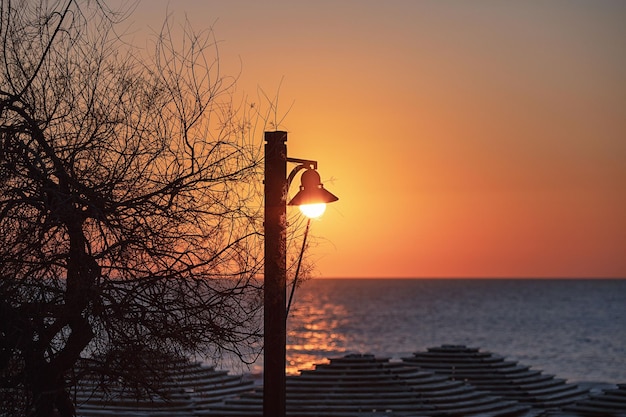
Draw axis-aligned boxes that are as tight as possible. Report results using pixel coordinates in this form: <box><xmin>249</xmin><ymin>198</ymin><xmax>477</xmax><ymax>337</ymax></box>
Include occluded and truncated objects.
<box><xmin>299</xmin><ymin>203</ymin><xmax>326</xmax><ymax>219</ymax></box>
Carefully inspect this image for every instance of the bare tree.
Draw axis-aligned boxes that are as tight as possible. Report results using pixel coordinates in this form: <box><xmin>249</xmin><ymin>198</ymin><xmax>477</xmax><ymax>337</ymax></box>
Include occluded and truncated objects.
<box><xmin>0</xmin><ymin>1</ymin><xmax>264</xmax><ymax>415</ymax></box>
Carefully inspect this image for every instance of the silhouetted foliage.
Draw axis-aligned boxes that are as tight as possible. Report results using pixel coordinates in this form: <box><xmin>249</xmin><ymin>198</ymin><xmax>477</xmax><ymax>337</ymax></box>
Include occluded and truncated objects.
<box><xmin>0</xmin><ymin>1</ymin><xmax>264</xmax><ymax>415</ymax></box>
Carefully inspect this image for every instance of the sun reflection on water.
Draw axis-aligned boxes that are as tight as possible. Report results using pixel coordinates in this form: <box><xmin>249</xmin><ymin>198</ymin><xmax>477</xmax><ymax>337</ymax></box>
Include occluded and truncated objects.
<box><xmin>286</xmin><ymin>289</ymin><xmax>350</xmax><ymax>375</ymax></box>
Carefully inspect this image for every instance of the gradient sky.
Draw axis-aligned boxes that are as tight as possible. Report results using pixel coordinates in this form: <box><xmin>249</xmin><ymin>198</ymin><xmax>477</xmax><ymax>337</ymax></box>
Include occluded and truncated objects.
<box><xmin>129</xmin><ymin>1</ymin><xmax>626</xmax><ymax>278</ymax></box>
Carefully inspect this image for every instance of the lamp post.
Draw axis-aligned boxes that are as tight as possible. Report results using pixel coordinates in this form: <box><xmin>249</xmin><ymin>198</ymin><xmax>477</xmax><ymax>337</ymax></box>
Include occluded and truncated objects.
<box><xmin>263</xmin><ymin>131</ymin><xmax>338</xmax><ymax>417</ymax></box>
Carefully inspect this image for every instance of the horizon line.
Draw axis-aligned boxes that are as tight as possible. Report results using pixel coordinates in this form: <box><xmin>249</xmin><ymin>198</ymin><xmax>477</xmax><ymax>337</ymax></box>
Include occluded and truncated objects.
<box><xmin>313</xmin><ymin>276</ymin><xmax>626</xmax><ymax>280</ymax></box>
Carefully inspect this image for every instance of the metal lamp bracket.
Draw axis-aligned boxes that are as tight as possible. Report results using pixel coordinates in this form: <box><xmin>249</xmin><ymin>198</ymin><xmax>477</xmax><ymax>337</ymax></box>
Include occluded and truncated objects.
<box><xmin>286</xmin><ymin>157</ymin><xmax>318</xmax><ymax>187</ymax></box>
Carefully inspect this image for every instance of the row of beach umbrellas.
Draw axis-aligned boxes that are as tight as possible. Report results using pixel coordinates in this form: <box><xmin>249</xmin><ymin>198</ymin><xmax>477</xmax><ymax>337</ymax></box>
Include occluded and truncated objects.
<box><xmin>72</xmin><ymin>345</ymin><xmax>625</xmax><ymax>417</ymax></box>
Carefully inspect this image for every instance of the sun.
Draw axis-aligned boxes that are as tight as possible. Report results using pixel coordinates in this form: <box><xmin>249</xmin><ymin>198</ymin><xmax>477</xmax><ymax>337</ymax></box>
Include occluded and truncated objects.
<box><xmin>299</xmin><ymin>203</ymin><xmax>327</xmax><ymax>219</ymax></box>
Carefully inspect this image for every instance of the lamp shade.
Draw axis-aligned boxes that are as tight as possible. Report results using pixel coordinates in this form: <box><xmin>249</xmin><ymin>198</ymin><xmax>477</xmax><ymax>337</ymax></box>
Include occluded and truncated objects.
<box><xmin>288</xmin><ymin>169</ymin><xmax>339</xmax><ymax>207</ymax></box>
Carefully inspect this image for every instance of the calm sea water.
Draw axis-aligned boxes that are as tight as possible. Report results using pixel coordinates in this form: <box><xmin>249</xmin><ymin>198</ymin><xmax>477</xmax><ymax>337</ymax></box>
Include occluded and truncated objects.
<box><xmin>278</xmin><ymin>278</ymin><xmax>625</xmax><ymax>384</ymax></box>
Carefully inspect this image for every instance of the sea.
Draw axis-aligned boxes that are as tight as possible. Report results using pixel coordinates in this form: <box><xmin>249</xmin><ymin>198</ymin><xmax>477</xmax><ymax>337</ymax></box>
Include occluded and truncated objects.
<box><xmin>241</xmin><ymin>278</ymin><xmax>626</xmax><ymax>384</ymax></box>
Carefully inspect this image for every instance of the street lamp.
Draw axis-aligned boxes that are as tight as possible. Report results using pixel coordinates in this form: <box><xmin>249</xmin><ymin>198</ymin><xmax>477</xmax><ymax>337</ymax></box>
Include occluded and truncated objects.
<box><xmin>264</xmin><ymin>131</ymin><xmax>338</xmax><ymax>417</ymax></box>
<box><xmin>289</xmin><ymin>168</ymin><xmax>338</xmax><ymax>218</ymax></box>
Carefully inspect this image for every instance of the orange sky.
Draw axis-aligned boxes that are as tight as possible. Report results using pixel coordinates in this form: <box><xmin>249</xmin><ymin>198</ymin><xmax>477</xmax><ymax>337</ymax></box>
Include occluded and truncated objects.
<box><xmin>129</xmin><ymin>1</ymin><xmax>626</xmax><ymax>278</ymax></box>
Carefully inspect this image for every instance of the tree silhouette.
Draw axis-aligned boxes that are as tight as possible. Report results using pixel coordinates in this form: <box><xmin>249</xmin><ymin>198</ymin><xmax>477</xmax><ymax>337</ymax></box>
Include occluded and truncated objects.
<box><xmin>0</xmin><ymin>1</ymin><xmax>264</xmax><ymax>415</ymax></box>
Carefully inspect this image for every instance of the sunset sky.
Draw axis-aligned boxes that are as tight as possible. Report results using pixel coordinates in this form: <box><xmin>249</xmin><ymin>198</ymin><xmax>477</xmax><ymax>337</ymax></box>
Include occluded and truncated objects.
<box><xmin>130</xmin><ymin>1</ymin><xmax>625</xmax><ymax>278</ymax></box>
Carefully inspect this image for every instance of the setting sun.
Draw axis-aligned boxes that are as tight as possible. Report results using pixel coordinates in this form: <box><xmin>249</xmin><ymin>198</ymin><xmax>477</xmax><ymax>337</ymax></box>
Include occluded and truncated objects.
<box><xmin>298</xmin><ymin>203</ymin><xmax>327</xmax><ymax>219</ymax></box>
